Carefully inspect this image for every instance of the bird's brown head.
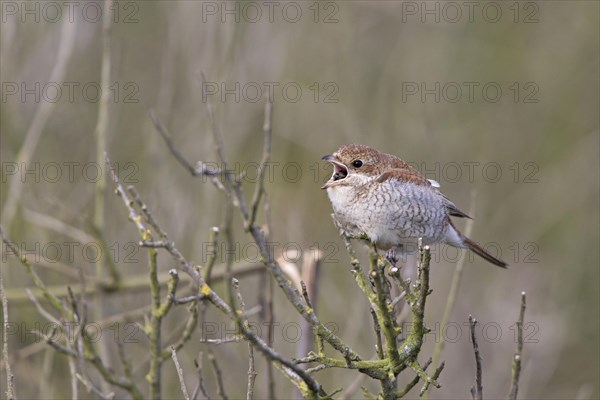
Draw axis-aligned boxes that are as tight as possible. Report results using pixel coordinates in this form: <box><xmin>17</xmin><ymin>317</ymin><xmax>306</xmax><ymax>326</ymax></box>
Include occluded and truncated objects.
<box><xmin>321</xmin><ymin>144</ymin><xmax>399</xmax><ymax>189</ymax></box>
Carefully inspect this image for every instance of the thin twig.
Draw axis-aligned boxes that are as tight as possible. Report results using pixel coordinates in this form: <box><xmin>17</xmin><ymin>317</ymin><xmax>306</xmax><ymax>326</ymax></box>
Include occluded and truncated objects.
<box><xmin>25</xmin><ymin>289</ymin><xmax>60</xmax><ymax>325</ymax></box>
<box><xmin>59</xmin><ymin>341</ymin><xmax>79</xmax><ymax>400</ymax></box>
<box><xmin>248</xmin><ymin>97</ymin><xmax>273</xmax><ymax>229</ymax></box>
<box><xmin>266</xmin><ymin>272</ymin><xmax>276</xmax><ymax>399</ymax></box>
<box><xmin>469</xmin><ymin>315</ymin><xmax>483</xmax><ymax>400</ymax></box>
<box><xmin>236</xmin><ymin>279</ymin><xmax>258</xmax><ymax>400</ymax></box>
<box><xmin>231</xmin><ymin>279</ymin><xmax>323</xmax><ymax>396</ymax></box>
<box><xmin>128</xmin><ymin>186</ymin><xmax>168</xmax><ymax>241</ymax></box>
<box><xmin>106</xmin><ymin>154</ymin><xmax>216</xmax><ymax>308</ymax></box>
<box><xmin>149</xmin><ymin>110</ymin><xmax>203</xmax><ymax>176</ymax></box>
<box><xmin>0</xmin><ymin>267</ymin><xmax>15</xmax><ymax>399</ymax></box>
<box><xmin>1</xmin><ymin>226</ymin><xmax>70</xmax><ymax>318</ymax></box>
<box><xmin>297</xmin><ymin>249</ymin><xmax>323</xmax><ymax>378</ymax></box>
<box><xmin>370</xmin><ymin>308</ymin><xmax>384</xmax><ymax>360</ymax></box>
<box><xmin>116</xmin><ymin>341</ymin><xmax>135</xmax><ymax>385</ymax></box>
<box><xmin>395</xmin><ymin>358</ymin><xmax>433</xmax><ymax>398</ymax></box>
<box><xmin>147</xmin><ymin>248</ymin><xmax>163</xmax><ymax>399</ymax></box>
<box><xmin>23</xmin><ymin>208</ymin><xmax>96</xmax><ymax>244</ymax></box>
<box><xmin>405</xmin><ymin>358</ymin><xmax>441</xmax><ymax>396</ymax></box>
<box><xmin>419</xmin><ymin>361</ymin><xmax>445</xmax><ymax>397</ymax></box>
<box><xmin>75</xmin><ymin>373</ymin><xmax>115</xmax><ymax>399</ymax></box>
<box><xmin>508</xmin><ymin>292</ymin><xmax>527</xmax><ymax>400</ymax></box>
<box><xmin>6</xmin><ymin>258</ymin><xmax>99</xmax><ymax>286</ymax></box>
<box><xmin>161</xmin><ymin>302</ymin><xmax>199</xmax><ymax>360</ymax></box>
<box><xmin>191</xmin><ymin>352</ymin><xmax>210</xmax><ymax>400</ymax></box>
<box><xmin>208</xmin><ymin>351</ymin><xmax>228</xmax><ymax>400</ymax></box>
<box><xmin>369</xmin><ymin>247</ymin><xmax>401</xmax><ymax>372</ymax></box>
<box><xmin>203</xmin><ymin>227</ymin><xmax>220</xmax><ymax>285</ymax></box>
<box><xmin>199</xmin><ymin>337</ymin><xmax>241</xmax><ymax>344</ymax></box>
<box><xmin>246</xmin><ymin>344</ymin><xmax>257</xmax><ymax>400</ymax></box>
<box><xmin>223</xmin><ymin>180</ymin><xmax>236</xmax><ymax>315</ymax></box>
<box><xmin>171</xmin><ymin>347</ymin><xmax>191</xmax><ymax>400</ymax></box>
<box><xmin>104</xmin><ymin>155</ymin><xmax>147</xmax><ymax>235</ymax></box>
<box><xmin>199</xmin><ymin>71</ymin><xmax>227</xmax><ymax>168</ymax></box>
<box><xmin>428</xmin><ymin>362</ymin><xmax>445</xmax><ymax>394</ymax></box>
<box><xmin>390</xmin><ymin>291</ymin><xmax>406</xmax><ymax>308</ymax></box>
<box><xmin>66</xmin><ymin>342</ymin><xmax>78</xmax><ymax>399</ymax></box>
<box><xmin>31</xmin><ymin>327</ymin><xmax>142</xmax><ymax>397</ymax></box>
<box><xmin>198</xmin><ymin>72</ymin><xmax>249</xmax><ymax>221</ymax></box>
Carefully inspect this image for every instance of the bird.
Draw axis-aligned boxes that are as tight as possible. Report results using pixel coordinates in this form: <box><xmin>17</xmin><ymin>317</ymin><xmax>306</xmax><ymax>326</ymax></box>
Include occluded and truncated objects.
<box><xmin>321</xmin><ymin>144</ymin><xmax>508</xmax><ymax>268</ymax></box>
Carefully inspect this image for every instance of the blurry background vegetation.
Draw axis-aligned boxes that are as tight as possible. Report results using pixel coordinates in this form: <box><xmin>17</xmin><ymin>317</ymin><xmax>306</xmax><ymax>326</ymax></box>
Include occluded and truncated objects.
<box><xmin>1</xmin><ymin>1</ymin><xmax>598</xmax><ymax>399</ymax></box>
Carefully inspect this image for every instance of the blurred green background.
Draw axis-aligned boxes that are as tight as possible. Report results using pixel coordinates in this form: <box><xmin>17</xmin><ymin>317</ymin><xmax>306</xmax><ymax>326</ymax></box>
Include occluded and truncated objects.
<box><xmin>1</xmin><ymin>1</ymin><xmax>598</xmax><ymax>399</ymax></box>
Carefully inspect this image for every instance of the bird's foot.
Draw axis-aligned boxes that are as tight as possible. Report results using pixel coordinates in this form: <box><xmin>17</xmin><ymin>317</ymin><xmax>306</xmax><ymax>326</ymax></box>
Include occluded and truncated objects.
<box><xmin>384</xmin><ymin>247</ymin><xmax>402</xmax><ymax>266</ymax></box>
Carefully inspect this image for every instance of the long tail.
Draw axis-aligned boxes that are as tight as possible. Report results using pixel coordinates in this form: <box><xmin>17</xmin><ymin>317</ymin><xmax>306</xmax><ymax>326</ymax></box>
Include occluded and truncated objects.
<box><xmin>462</xmin><ymin>236</ymin><xmax>508</xmax><ymax>268</ymax></box>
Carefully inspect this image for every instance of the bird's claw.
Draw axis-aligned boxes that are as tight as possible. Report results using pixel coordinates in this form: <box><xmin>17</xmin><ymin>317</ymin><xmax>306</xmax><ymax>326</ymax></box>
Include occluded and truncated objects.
<box><xmin>384</xmin><ymin>248</ymin><xmax>401</xmax><ymax>266</ymax></box>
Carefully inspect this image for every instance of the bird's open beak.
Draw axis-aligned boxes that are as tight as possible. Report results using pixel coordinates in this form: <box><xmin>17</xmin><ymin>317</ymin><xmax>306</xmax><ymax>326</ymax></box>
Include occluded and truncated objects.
<box><xmin>321</xmin><ymin>155</ymin><xmax>349</xmax><ymax>189</ymax></box>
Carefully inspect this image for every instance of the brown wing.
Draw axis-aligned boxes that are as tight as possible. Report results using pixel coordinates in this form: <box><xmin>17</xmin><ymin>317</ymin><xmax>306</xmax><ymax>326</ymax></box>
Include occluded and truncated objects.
<box><xmin>376</xmin><ymin>168</ymin><xmax>430</xmax><ymax>186</ymax></box>
<box><xmin>377</xmin><ymin>168</ymin><xmax>472</xmax><ymax>219</ymax></box>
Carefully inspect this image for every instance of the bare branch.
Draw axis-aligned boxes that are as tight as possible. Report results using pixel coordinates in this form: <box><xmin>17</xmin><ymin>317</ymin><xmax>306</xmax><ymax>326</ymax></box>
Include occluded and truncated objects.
<box><xmin>208</xmin><ymin>351</ymin><xmax>228</xmax><ymax>400</ymax></box>
<box><xmin>246</xmin><ymin>344</ymin><xmax>257</xmax><ymax>400</ymax></box>
<box><xmin>199</xmin><ymin>71</ymin><xmax>227</xmax><ymax>167</ymax></box>
<box><xmin>203</xmin><ymin>227</ymin><xmax>220</xmax><ymax>285</ymax></box>
<box><xmin>191</xmin><ymin>352</ymin><xmax>210</xmax><ymax>400</ymax></box>
<box><xmin>469</xmin><ymin>315</ymin><xmax>483</xmax><ymax>400</ymax></box>
<box><xmin>297</xmin><ymin>249</ymin><xmax>323</xmax><ymax>373</ymax></box>
<box><xmin>0</xmin><ymin>267</ymin><xmax>16</xmax><ymax>400</ymax></box>
<box><xmin>370</xmin><ymin>308</ymin><xmax>384</xmax><ymax>360</ymax></box>
<box><xmin>116</xmin><ymin>340</ymin><xmax>135</xmax><ymax>384</ymax></box>
<box><xmin>248</xmin><ymin>97</ymin><xmax>273</xmax><ymax>228</ymax></box>
<box><xmin>128</xmin><ymin>186</ymin><xmax>169</xmax><ymax>241</ymax></box>
<box><xmin>108</xmin><ymin>151</ymin><xmax>323</xmax><ymax>394</ymax></box>
<box><xmin>161</xmin><ymin>302</ymin><xmax>200</xmax><ymax>360</ymax></box>
<box><xmin>103</xmin><ymin>155</ymin><xmax>148</xmax><ymax>236</ymax></box>
<box><xmin>23</xmin><ymin>208</ymin><xmax>96</xmax><ymax>244</ymax></box>
<box><xmin>1</xmin><ymin>226</ymin><xmax>71</xmax><ymax>319</ymax></box>
<box><xmin>146</xmin><ymin>249</ymin><xmax>170</xmax><ymax>399</ymax></box>
<box><xmin>418</xmin><ymin>360</ymin><xmax>444</xmax><ymax>396</ymax></box>
<box><xmin>263</xmin><ymin>273</ymin><xmax>276</xmax><ymax>399</ymax></box>
<box><xmin>231</xmin><ymin>279</ymin><xmax>324</xmax><ymax>396</ymax></box>
<box><xmin>149</xmin><ymin>109</ymin><xmax>202</xmax><ymax>177</ymax></box>
<box><xmin>508</xmin><ymin>292</ymin><xmax>527</xmax><ymax>400</ymax></box>
<box><xmin>106</xmin><ymin>154</ymin><xmax>230</xmax><ymax>314</ymax></box>
<box><xmin>75</xmin><ymin>373</ymin><xmax>115</xmax><ymax>400</ymax></box>
<box><xmin>25</xmin><ymin>288</ymin><xmax>60</xmax><ymax>325</ymax></box>
<box><xmin>396</xmin><ymin>358</ymin><xmax>433</xmax><ymax>398</ymax></box>
<box><xmin>368</xmin><ymin>247</ymin><xmax>402</xmax><ymax>373</ymax></box>
<box><xmin>150</xmin><ymin>109</ymin><xmax>229</xmax><ymax>195</ymax></box>
<box><xmin>171</xmin><ymin>347</ymin><xmax>191</xmax><ymax>400</ymax></box>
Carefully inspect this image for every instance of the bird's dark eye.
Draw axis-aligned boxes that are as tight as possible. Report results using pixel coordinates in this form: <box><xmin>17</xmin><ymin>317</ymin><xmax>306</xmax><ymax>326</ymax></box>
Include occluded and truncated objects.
<box><xmin>352</xmin><ymin>160</ymin><xmax>363</xmax><ymax>168</ymax></box>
